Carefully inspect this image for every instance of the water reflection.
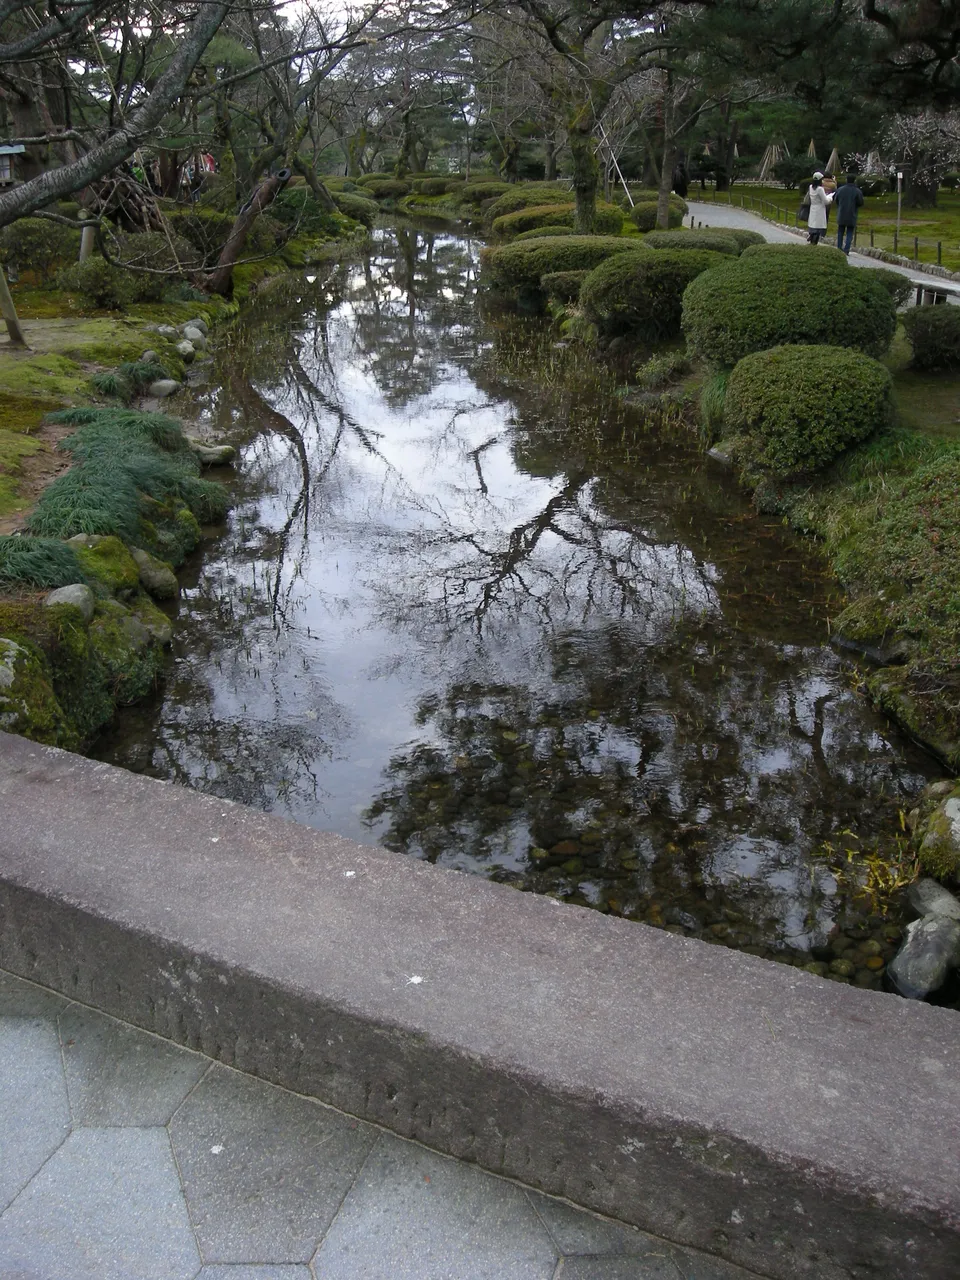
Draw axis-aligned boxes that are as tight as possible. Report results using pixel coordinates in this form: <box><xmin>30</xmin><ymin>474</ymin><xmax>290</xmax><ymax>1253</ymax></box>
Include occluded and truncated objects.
<box><xmin>95</xmin><ymin>226</ymin><xmax>940</xmax><ymax>958</ymax></box>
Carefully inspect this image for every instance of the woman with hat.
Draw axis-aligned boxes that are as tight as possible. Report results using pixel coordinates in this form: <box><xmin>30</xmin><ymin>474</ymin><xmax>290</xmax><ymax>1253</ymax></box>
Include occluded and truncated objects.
<box><xmin>806</xmin><ymin>172</ymin><xmax>833</xmax><ymax>244</ymax></box>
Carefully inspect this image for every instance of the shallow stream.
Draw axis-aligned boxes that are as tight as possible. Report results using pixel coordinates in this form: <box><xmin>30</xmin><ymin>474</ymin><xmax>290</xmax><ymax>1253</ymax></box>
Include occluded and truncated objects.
<box><xmin>95</xmin><ymin>226</ymin><xmax>943</xmax><ymax>981</ymax></box>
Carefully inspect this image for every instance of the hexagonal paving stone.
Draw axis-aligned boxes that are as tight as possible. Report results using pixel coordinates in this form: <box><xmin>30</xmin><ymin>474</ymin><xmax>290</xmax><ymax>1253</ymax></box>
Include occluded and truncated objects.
<box><xmin>0</xmin><ymin>1128</ymin><xmax>200</xmax><ymax>1280</ymax></box>
<box><xmin>0</xmin><ymin>1019</ymin><xmax>71</xmax><ymax>1211</ymax></box>
<box><xmin>312</xmin><ymin>1133</ymin><xmax>558</xmax><ymax>1279</ymax></box>
<box><xmin>58</xmin><ymin>1004</ymin><xmax>208</xmax><ymax>1126</ymax></box>
<box><xmin>170</xmin><ymin>1064</ymin><xmax>377</xmax><ymax>1263</ymax></box>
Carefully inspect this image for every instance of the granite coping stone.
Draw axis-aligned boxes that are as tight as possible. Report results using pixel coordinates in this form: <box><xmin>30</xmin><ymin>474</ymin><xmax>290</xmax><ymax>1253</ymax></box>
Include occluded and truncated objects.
<box><xmin>0</xmin><ymin>731</ymin><xmax>958</xmax><ymax>1280</ymax></box>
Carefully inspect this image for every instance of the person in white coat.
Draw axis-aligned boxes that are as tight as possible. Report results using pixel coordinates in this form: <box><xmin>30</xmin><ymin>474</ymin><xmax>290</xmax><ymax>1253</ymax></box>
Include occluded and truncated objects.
<box><xmin>806</xmin><ymin>172</ymin><xmax>833</xmax><ymax>244</ymax></box>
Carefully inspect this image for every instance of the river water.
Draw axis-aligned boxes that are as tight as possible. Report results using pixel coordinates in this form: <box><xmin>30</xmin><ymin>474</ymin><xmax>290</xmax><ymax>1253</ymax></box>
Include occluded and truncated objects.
<box><xmin>95</xmin><ymin>226</ymin><xmax>942</xmax><ymax>972</ymax></box>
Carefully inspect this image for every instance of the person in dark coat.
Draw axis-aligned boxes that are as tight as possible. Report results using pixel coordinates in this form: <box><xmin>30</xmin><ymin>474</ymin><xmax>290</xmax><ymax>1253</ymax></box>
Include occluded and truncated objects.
<box><xmin>833</xmin><ymin>173</ymin><xmax>864</xmax><ymax>255</ymax></box>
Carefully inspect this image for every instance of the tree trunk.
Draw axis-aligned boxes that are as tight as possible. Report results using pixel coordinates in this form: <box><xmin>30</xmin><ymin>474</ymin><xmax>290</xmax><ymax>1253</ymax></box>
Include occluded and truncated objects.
<box><xmin>206</xmin><ymin>169</ymin><xmax>291</xmax><ymax>296</ymax></box>
<box><xmin>906</xmin><ymin>175</ymin><xmax>938</xmax><ymax>207</ymax></box>
<box><xmin>292</xmin><ymin>156</ymin><xmax>336</xmax><ymax>211</ymax></box>
<box><xmin>0</xmin><ymin>267</ymin><xmax>27</xmax><ymax>347</ymax></box>
<box><xmin>569</xmin><ymin>119</ymin><xmax>599</xmax><ymax>233</ymax></box>
<box><xmin>656</xmin><ymin>140</ymin><xmax>676</xmax><ymax>230</ymax></box>
<box><xmin>544</xmin><ymin>136</ymin><xmax>557</xmax><ymax>182</ymax></box>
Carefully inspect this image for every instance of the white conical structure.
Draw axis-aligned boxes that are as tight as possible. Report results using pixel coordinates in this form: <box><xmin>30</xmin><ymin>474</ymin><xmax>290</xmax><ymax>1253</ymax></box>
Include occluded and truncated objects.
<box><xmin>807</xmin><ymin>139</ymin><xmax>817</xmax><ymax>158</ymax></box>
<box><xmin>825</xmin><ymin>147</ymin><xmax>840</xmax><ymax>175</ymax></box>
<box><xmin>758</xmin><ymin>141</ymin><xmax>787</xmax><ymax>182</ymax></box>
<box><xmin>865</xmin><ymin>149</ymin><xmax>883</xmax><ymax>174</ymax></box>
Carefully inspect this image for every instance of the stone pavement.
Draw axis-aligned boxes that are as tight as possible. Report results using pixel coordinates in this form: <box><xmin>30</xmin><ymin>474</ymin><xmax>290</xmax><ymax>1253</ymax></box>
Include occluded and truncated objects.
<box><xmin>0</xmin><ymin>969</ymin><xmax>757</xmax><ymax>1280</ymax></box>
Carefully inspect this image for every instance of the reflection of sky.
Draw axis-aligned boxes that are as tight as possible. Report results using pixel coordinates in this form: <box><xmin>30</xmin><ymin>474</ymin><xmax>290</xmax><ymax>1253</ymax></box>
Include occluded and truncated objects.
<box><xmin>96</xmin><ymin>229</ymin><xmax>941</xmax><ymax>950</ymax></box>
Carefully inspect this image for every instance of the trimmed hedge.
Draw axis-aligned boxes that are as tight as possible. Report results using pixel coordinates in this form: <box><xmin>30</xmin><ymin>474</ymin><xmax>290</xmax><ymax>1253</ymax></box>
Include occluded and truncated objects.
<box><xmin>870</xmin><ymin>268</ymin><xmax>913</xmax><ymax>308</ymax></box>
<box><xmin>682</xmin><ymin>252</ymin><xmax>897</xmax><ymax>366</ymax></box>
<box><xmin>461</xmin><ymin>181</ymin><xmax>512</xmax><ymax>203</ymax></box>
<box><xmin>631</xmin><ymin>202</ymin><xmax>683</xmax><ymax>232</ymax></box>
<box><xmin>484</xmin><ymin>185</ymin><xmax>571</xmax><ymax>222</ymax></box>
<box><xmin>541</xmin><ymin>270</ymin><xmax>589</xmax><ymax>302</ymax></box>
<box><xmin>412</xmin><ymin>176</ymin><xmax>462</xmax><ymax>196</ymax></box>
<box><xmin>643</xmin><ymin>229</ymin><xmax>741</xmax><ymax>256</ymax></box>
<box><xmin>902</xmin><ymin>306</ymin><xmax>960</xmax><ymax>370</ymax></box>
<box><xmin>514</xmin><ymin>226</ymin><xmax>574</xmax><ymax>241</ymax></box>
<box><xmin>332</xmin><ymin>191</ymin><xmax>378</xmax><ymax>226</ymax></box>
<box><xmin>492</xmin><ymin>200</ymin><xmax>623</xmax><ymax>240</ymax></box>
<box><xmin>359</xmin><ymin>178</ymin><xmax>411</xmax><ymax>199</ymax></box>
<box><xmin>741</xmin><ymin>241</ymin><xmax>847</xmax><ymax>267</ymax></box>
<box><xmin>622</xmin><ymin>188</ymin><xmax>689</xmax><ymax>215</ymax></box>
<box><xmin>580</xmin><ymin>248</ymin><xmax>727</xmax><ymax>341</ymax></box>
<box><xmin>481</xmin><ymin>236</ymin><xmax>641</xmax><ymax>298</ymax></box>
<box><xmin>725</xmin><ymin>344</ymin><xmax>894</xmax><ymax>475</ymax></box>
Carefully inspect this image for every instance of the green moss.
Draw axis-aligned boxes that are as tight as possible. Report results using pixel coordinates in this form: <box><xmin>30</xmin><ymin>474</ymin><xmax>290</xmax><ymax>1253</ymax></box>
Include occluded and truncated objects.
<box><xmin>34</xmin><ymin>602</ymin><xmax>113</xmax><ymax>740</ymax></box>
<box><xmin>74</xmin><ymin>536</ymin><xmax>140</xmax><ymax>596</ymax></box>
<box><xmin>0</xmin><ymin>393</ymin><xmax>58</xmax><ymax>433</ymax></box>
<box><xmin>0</xmin><ymin>430</ymin><xmax>45</xmax><ymax>516</ymax></box>
<box><xmin>88</xmin><ymin>599</ymin><xmax>164</xmax><ymax>704</ymax></box>
<box><xmin>917</xmin><ymin>792</ymin><xmax>960</xmax><ymax>879</ymax></box>
<box><xmin>0</xmin><ymin>634</ymin><xmax>73</xmax><ymax>747</ymax></box>
<box><xmin>130</xmin><ymin>592</ymin><xmax>173</xmax><ymax>645</ymax></box>
<box><xmin>0</xmin><ymin>353</ymin><xmax>87</xmax><ymax>401</ymax></box>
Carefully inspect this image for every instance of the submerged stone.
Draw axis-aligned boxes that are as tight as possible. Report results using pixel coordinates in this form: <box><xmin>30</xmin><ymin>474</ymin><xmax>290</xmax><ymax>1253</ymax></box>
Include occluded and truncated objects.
<box><xmin>187</xmin><ymin>437</ymin><xmax>235</xmax><ymax>466</ymax></box>
<box><xmin>44</xmin><ymin>584</ymin><xmax>95</xmax><ymax>623</ymax></box>
<box><xmin>887</xmin><ymin>915</ymin><xmax>960</xmax><ymax>999</ymax></box>
<box><xmin>147</xmin><ymin>378</ymin><xmax>180</xmax><ymax>399</ymax></box>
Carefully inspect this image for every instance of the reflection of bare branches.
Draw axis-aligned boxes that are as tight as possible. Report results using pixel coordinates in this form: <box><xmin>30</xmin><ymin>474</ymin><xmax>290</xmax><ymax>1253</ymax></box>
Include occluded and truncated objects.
<box><xmin>466</xmin><ymin>433</ymin><xmax>500</xmax><ymax>496</ymax></box>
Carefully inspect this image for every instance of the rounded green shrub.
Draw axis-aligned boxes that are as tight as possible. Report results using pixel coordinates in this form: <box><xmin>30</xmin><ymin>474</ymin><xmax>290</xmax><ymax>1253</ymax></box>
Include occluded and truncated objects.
<box><xmin>413</xmin><ymin>176</ymin><xmax>461</xmax><ymax>196</ymax></box>
<box><xmin>332</xmin><ymin>191</ymin><xmax>378</xmax><ymax>226</ymax></box>
<box><xmin>724</xmin><ymin>344</ymin><xmax>894</xmax><ymax>475</ymax></box>
<box><xmin>630</xmin><ymin>202</ymin><xmax>683</xmax><ymax>232</ymax></box>
<box><xmin>461</xmin><ymin>181</ymin><xmax>512</xmax><ymax>203</ymax></box>
<box><xmin>870</xmin><ymin>268</ymin><xmax>913</xmax><ymax>308</ymax></box>
<box><xmin>682</xmin><ymin>252</ymin><xmax>897</xmax><ymax>366</ymax></box>
<box><xmin>580</xmin><ymin>248</ymin><xmax>726</xmax><ymax>341</ymax></box>
<box><xmin>643</xmin><ymin>229</ymin><xmax>740</xmax><ymax>256</ymax></box>
<box><xmin>358</xmin><ymin>178</ymin><xmax>411</xmax><ymax>200</ymax></box>
<box><xmin>272</xmin><ymin>189</ymin><xmax>344</xmax><ymax>236</ymax></box>
<box><xmin>57</xmin><ymin>258</ymin><xmax>137</xmax><ymax>310</ymax></box>
<box><xmin>484</xmin><ymin>185</ymin><xmax>572</xmax><ymax>222</ymax></box>
<box><xmin>622</xmin><ymin>189</ymin><xmax>688</xmax><ymax>215</ymax></box>
<box><xmin>902</xmin><ymin>306</ymin><xmax>960</xmax><ymax>370</ymax></box>
<box><xmin>740</xmin><ymin>241</ymin><xmax>848</xmax><ymax>267</ymax></box>
<box><xmin>481</xmin><ymin>236</ymin><xmax>642</xmax><ymax>299</ymax></box>
<box><xmin>0</xmin><ymin>217</ymin><xmax>80</xmax><ymax>283</ymax></box>
<box><xmin>493</xmin><ymin>201</ymin><xmax>623</xmax><ymax>240</ymax></box>
<box><xmin>514</xmin><ymin>226</ymin><xmax>574</xmax><ymax>242</ymax></box>
<box><xmin>541</xmin><ymin>270</ymin><xmax>589</xmax><ymax>302</ymax></box>
<box><xmin>167</xmin><ymin>209</ymin><xmax>234</xmax><ymax>263</ymax></box>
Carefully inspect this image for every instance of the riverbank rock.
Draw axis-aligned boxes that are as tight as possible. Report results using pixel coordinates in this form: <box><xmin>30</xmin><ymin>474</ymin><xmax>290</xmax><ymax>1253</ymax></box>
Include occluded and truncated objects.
<box><xmin>147</xmin><ymin>378</ymin><xmax>180</xmax><ymax>399</ymax></box>
<box><xmin>182</xmin><ymin>325</ymin><xmax>207</xmax><ymax>350</ymax></box>
<box><xmin>0</xmin><ymin>637</ymin><xmax>68</xmax><ymax>744</ymax></box>
<box><xmin>185</xmin><ymin>317</ymin><xmax>209</xmax><ymax>336</ymax></box>
<box><xmin>73</xmin><ymin>536</ymin><xmax>140</xmax><ymax>600</ymax></box>
<box><xmin>44</xmin><ymin>584</ymin><xmax>95</xmax><ymax>623</ymax></box>
<box><xmin>918</xmin><ymin>789</ymin><xmax>960</xmax><ymax>880</ymax></box>
<box><xmin>908</xmin><ymin>877</ymin><xmax>960</xmax><ymax>920</ymax></box>
<box><xmin>131</xmin><ymin>548</ymin><xmax>178</xmax><ymax>600</ymax></box>
<box><xmin>887</xmin><ymin>914</ymin><xmax>960</xmax><ymax>999</ymax></box>
<box><xmin>175</xmin><ymin>339</ymin><xmax>196</xmax><ymax>364</ymax></box>
<box><xmin>88</xmin><ymin>600</ymin><xmax>164</xmax><ymax>703</ymax></box>
<box><xmin>186</xmin><ymin>436</ymin><xmax>235</xmax><ymax>466</ymax></box>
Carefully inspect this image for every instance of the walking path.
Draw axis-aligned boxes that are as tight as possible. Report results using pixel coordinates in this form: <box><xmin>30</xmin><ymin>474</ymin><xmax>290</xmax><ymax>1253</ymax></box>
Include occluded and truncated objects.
<box><xmin>0</xmin><ymin>969</ymin><xmax>753</xmax><ymax>1280</ymax></box>
<box><xmin>687</xmin><ymin>199</ymin><xmax>953</xmax><ymax>289</ymax></box>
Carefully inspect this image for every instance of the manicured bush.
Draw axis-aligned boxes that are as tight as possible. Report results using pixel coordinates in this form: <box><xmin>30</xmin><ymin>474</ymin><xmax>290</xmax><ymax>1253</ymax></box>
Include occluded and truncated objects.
<box><xmin>682</xmin><ymin>252</ymin><xmax>897</xmax><ymax>366</ymax></box>
<box><xmin>481</xmin><ymin>235</ymin><xmax>642</xmax><ymax>299</ymax></box>
<box><xmin>57</xmin><ymin>258</ymin><xmax>137</xmax><ymax>310</ymax></box>
<box><xmin>484</xmin><ymin>185</ymin><xmax>571</xmax><ymax>222</ymax></box>
<box><xmin>461</xmin><ymin>181</ymin><xmax>512</xmax><ymax>203</ymax></box>
<box><xmin>870</xmin><ymin>268</ymin><xmax>913</xmax><ymax>308</ymax></box>
<box><xmin>622</xmin><ymin>189</ymin><xmax>689</xmax><ymax>215</ymax></box>
<box><xmin>643</xmin><ymin>229</ymin><xmax>741</xmax><ymax>256</ymax></box>
<box><xmin>0</xmin><ymin>536</ymin><xmax>86</xmax><ymax>588</ymax></box>
<box><xmin>493</xmin><ymin>200</ymin><xmax>623</xmax><ymax>240</ymax></box>
<box><xmin>541</xmin><ymin>270</ymin><xmax>589</xmax><ymax>302</ymax></box>
<box><xmin>630</xmin><ymin>201</ymin><xmax>683</xmax><ymax>232</ymax></box>
<box><xmin>717</xmin><ymin>228</ymin><xmax>767</xmax><ymax>252</ymax></box>
<box><xmin>0</xmin><ymin>217</ymin><xmax>80</xmax><ymax>283</ymax></box>
<box><xmin>740</xmin><ymin>241</ymin><xmax>847</xmax><ymax>267</ymax></box>
<box><xmin>332</xmin><ymin>191</ymin><xmax>378</xmax><ymax>226</ymax></box>
<box><xmin>412</xmin><ymin>176</ymin><xmax>462</xmax><ymax>196</ymax></box>
<box><xmin>514</xmin><ymin>225</ymin><xmax>574</xmax><ymax>241</ymax></box>
<box><xmin>272</xmin><ymin>189</ymin><xmax>344</xmax><ymax>236</ymax></box>
<box><xmin>724</xmin><ymin>344</ymin><xmax>894</xmax><ymax>475</ymax></box>
<box><xmin>358</xmin><ymin>178</ymin><xmax>411</xmax><ymax>200</ymax></box>
<box><xmin>580</xmin><ymin>248</ymin><xmax>726</xmax><ymax>341</ymax></box>
<box><xmin>167</xmin><ymin>209</ymin><xmax>234</xmax><ymax>263</ymax></box>
<box><xmin>902</xmin><ymin>306</ymin><xmax>960</xmax><ymax>370</ymax></box>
